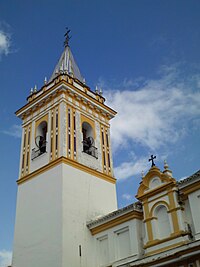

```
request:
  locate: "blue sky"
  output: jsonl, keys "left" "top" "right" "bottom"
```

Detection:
{"left": 0, "top": 0, "right": 200, "bottom": 265}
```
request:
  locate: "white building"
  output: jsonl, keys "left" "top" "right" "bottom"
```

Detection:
{"left": 12, "top": 33, "right": 200, "bottom": 267}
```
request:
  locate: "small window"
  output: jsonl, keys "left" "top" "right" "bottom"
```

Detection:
{"left": 115, "top": 227, "right": 131, "bottom": 260}
{"left": 97, "top": 235, "right": 109, "bottom": 266}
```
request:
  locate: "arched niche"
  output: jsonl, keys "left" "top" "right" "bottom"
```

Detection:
{"left": 149, "top": 176, "right": 162, "bottom": 189}
{"left": 154, "top": 204, "right": 171, "bottom": 239}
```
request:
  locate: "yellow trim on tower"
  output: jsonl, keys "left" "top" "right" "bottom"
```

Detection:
{"left": 100, "top": 124, "right": 107, "bottom": 174}
{"left": 21, "top": 123, "right": 32, "bottom": 177}
{"left": 16, "top": 79, "right": 117, "bottom": 119}
{"left": 21, "top": 127, "right": 27, "bottom": 176}
{"left": 49, "top": 105, "right": 60, "bottom": 161}
{"left": 72, "top": 108, "right": 77, "bottom": 160}
{"left": 70, "top": 107, "right": 76, "bottom": 160}
{"left": 67, "top": 105, "right": 72, "bottom": 158}
{"left": 17, "top": 156, "right": 116, "bottom": 185}
{"left": 66, "top": 104, "right": 69, "bottom": 157}
{"left": 50, "top": 108, "right": 55, "bottom": 161}
{"left": 26, "top": 124, "right": 31, "bottom": 175}
{"left": 55, "top": 105, "right": 59, "bottom": 159}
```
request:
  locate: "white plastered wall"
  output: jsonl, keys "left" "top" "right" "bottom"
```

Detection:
{"left": 62, "top": 163, "right": 117, "bottom": 267}
{"left": 188, "top": 189, "right": 200, "bottom": 240}
{"left": 12, "top": 165, "right": 63, "bottom": 267}
{"left": 90, "top": 219, "right": 142, "bottom": 267}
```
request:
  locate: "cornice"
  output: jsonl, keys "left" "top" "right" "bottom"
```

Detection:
{"left": 16, "top": 77, "right": 116, "bottom": 119}
{"left": 87, "top": 204, "right": 143, "bottom": 235}
{"left": 17, "top": 156, "right": 116, "bottom": 185}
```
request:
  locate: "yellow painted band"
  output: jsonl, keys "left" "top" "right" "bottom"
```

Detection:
{"left": 17, "top": 156, "right": 116, "bottom": 185}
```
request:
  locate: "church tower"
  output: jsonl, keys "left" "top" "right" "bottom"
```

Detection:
{"left": 12, "top": 31, "right": 117, "bottom": 267}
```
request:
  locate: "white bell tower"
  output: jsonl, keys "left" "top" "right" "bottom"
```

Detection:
{"left": 12, "top": 31, "right": 117, "bottom": 267}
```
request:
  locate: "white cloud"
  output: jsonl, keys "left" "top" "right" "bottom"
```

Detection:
{"left": 0, "top": 30, "right": 10, "bottom": 56}
{"left": 0, "top": 250, "right": 12, "bottom": 267}
{"left": 105, "top": 68, "right": 200, "bottom": 153}
{"left": 114, "top": 157, "right": 148, "bottom": 181}
{"left": 122, "top": 193, "right": 132, "bottom": 201}
{"left": 2, "top": 124, "right": 22, "bottom": 138}
{"left": 102, "top": 65, "right": 200, "bottom": 181}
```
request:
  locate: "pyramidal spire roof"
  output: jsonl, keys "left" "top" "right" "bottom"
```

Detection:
{"left": 49, "top": 29, "right": 84, "bottom": 83}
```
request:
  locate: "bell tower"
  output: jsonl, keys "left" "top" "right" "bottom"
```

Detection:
{"left": 12, "top": 32, "right": 117, "bottom": 267}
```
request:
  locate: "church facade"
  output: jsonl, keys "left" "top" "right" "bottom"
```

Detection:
{"left": 12, "top": 34, "right": 200, "bottom": 267}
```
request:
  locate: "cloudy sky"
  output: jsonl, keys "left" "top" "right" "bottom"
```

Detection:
{"left": 0, "top": 0, "right": 200, "bottom": 265}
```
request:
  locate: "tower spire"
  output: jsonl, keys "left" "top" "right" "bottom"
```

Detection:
{"left": 49, "top": 29, "right": 83, "bottom": 83}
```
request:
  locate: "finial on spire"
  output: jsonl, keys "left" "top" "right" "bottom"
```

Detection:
{"left": 95, "top": 86, "right": 99, "bottom": 94}
{"left": 64, "top": 27, "right": 71, "bottom": 47}
{"left": 30, "top": 88, "right": 33, "bottom": 95}
{"left": 44, "top": 77, "right": 47, "bottom": 85}
{"left": 34, "top": 85, "right": 37, "bottom": 93}
{"left": 149, "top": 155, "right": 156, "bottom": 167}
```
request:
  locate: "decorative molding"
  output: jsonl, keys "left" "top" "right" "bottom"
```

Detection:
{"left": 17, "top": 156, "right": 116, "bottom": 185}
{"left": 145, "top": 241, "right": 187, "bottom": 256}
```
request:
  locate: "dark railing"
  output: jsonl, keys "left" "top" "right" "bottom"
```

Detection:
{"left": 82, "top": 140, "right": 98, "bottom": 159}
{"left": 31, "top": 142, "right": 47, "bottom": 160}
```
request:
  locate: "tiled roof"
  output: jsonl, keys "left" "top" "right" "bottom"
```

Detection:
{"left": 87, "top": 202, "right": 142, "bottom": 228}
{"left": 177, "top": 170, "right": 200, "bottom": 187}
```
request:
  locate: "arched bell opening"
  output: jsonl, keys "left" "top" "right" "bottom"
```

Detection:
{"left": 35, "top": 121, "right": 48, "bottom": 154}
{"left": 82, "top": 122, "right": 97, "bottom": 158}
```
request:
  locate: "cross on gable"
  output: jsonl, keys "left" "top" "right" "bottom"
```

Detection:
{"left": 149, "top": 155, "right": 156, "bottom": 167}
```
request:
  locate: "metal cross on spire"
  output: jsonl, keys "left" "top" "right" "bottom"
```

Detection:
{"left": 149, "top": 155, "right": 156, "bottom": 167}
{"left": 64, "top": 27, "right": 71, "bottom": 47}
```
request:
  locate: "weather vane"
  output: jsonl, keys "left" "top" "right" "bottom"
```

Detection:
{"left": 64, "top": 27, "right": 72, "bottom": 47}
{"left": 149, "top": 155, "right": 156, "bottom": 167}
